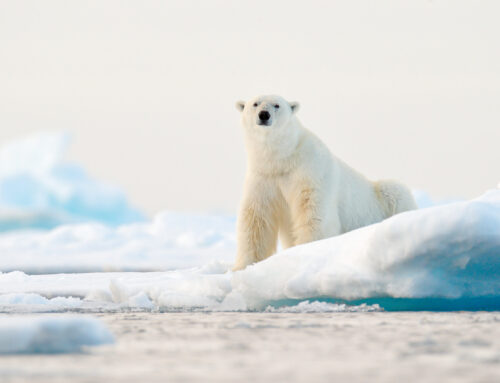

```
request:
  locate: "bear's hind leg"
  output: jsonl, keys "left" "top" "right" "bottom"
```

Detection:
{"left": 374, "top": 180, "right": 418, "bottom": 217}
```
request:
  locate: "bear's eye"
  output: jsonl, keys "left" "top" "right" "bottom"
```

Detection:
{"left": 253, "top": 102, "right": 258, "bottom": 107}
{"left": 274, "top": 104, "right": 280, "bottom": 109}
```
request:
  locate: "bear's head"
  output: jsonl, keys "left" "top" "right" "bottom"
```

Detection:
{"left": 236, "top": 95, "right": 299, "bottom": 129}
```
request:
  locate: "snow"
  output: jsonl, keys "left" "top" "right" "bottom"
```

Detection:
{"left": 0, "top": 132, "right": 143, "bottom": 231}
{"left": 0, "top": 315, "right": 113, "bottom": 354}
{"left": 233, "top": 190, "right": 500, "bottom": 310}
{"left": 4, "top": 311, "right": 498, "bottom": 383}
{"left": 0, "top": 270, "right": 381, "bottom": 312}
{"left": 0, "top": 190, "right": 499, "bottom": 312}
{"left": 0, "top": 212, "right": 236, "bottom": 273}
{"left": 0, "top": 187, "right": 498, "bottom": 313}
{"left": 264, "top": 301, "right": 382, "bottom": 313}
{"left": 0, "top": 293, "right": 81, "bottom": 308}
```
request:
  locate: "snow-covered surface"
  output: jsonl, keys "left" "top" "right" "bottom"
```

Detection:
{"left": 234, "top": 190, "right": 500, "bottom": 308}
{"left": 0, "top": 212, "right": 236, "bottom": 273}
{"left": 0, "top": 293, "right": 81, "bottom": 308}
{"left": 263, "top": 301, "right": 381, "bottom": 313}
{"left": 1, "top": 189, "right": 499, "bottom": 312}
{"left": 0, "top": 315, "right": 113, "bottom": 354}
{"left": 0, "top": 132, "right": 143, "bottom": 231}
{"left": 3, "top": 312, "right": 499, "bottom": 383}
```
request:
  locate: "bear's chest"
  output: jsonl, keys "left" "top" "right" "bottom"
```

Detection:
{"left": 274, "top": 172, "right": 312, "bottom": 206}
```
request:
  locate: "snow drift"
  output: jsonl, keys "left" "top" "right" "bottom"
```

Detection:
{"left": 0, "top": 132, "right": 143, "bottom": 231}
{"left": 0, "top": 315, "right": 113, "bottom": 354}
{"left": 1, "top": 190, "right": 499, "bottom": 311}
{"left": 233, "top": 189, "right": 500, "bottom": 310}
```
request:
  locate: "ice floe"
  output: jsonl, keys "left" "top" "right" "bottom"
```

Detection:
{"left": 0, "top": 315, "right": 113, "bottom": 354}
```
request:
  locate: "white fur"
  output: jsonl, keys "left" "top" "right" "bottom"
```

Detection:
{"left": 234, "top": 95, "right": 417, "bottom": 271}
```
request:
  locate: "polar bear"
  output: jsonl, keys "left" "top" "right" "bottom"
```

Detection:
{"left": 233, "top": 95, "right": 417, "bottom": 271}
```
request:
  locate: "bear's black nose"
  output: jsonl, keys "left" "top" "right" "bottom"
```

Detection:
{"left": 259, "top": 110, "right": 270, "bottom": 121}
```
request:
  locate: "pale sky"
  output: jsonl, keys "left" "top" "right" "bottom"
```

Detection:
{"left": 0, "top": 1, "right": 499, "bottom": 216}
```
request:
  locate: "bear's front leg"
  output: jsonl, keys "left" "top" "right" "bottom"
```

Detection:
{"left": 233, "top": 191, "right": 279, "bottom": 271}
{"left": 291, "top": 186, "right": 332, "bottom": 245}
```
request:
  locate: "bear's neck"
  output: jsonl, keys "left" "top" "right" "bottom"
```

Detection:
{"left": 245, "top": 117, "right": 304, "bottom": 176}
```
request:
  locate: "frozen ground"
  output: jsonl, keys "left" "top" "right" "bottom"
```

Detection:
{"left": 1, "top": 311, "right": 500, "bottom": 383}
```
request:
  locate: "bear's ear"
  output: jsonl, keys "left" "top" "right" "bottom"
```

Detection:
{"left": 290, "top": 102, "right": 300, "bottom": 114}
{"left": 236, "top": 101, "right": 245, "bottom": 112}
